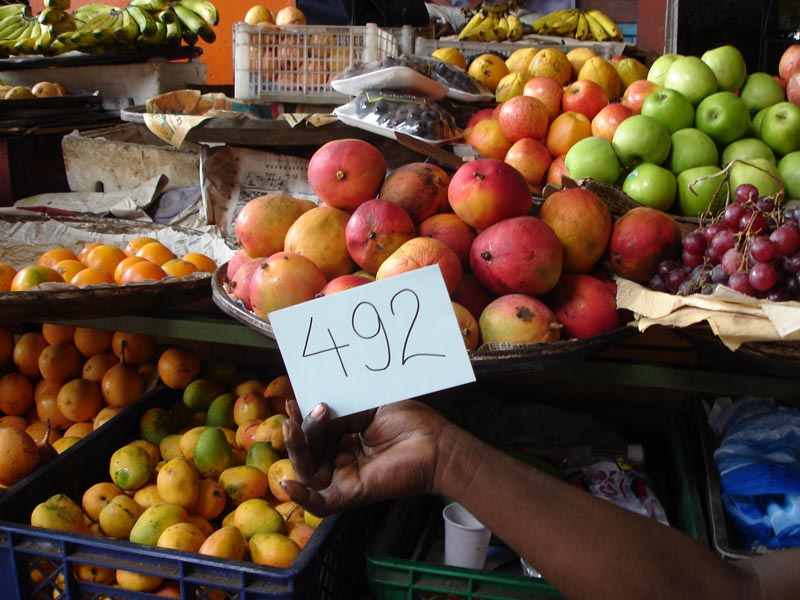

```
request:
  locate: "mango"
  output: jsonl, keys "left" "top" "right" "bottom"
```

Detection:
{"left": 109, "top": 443, "right": 153, "bottom": 491}
{"left": 205, "top": 392, "right": 237, "bottom": 429}
{"left": 129, "top": 502, "right": 188, "bottom": 546}
{"left": 179, "top": 425, "right": 208, "bottom": 461}
{"left": 182, "top": 377, "right": 226, "bottom": 413}
{"left": 30, "top": 494, "right": 88, "bottom": 534}
{"left": 249, "top": 532, "right": 300, "bottom": 568}
{"left": 245, "top": 441, "right": 280, "bottom": 476}
{"left": 156, "top": 522, "right": 207, "bottom": 552}
{"left": 156, "top": 456, "right": 200, "bottom": 508}
{"left": 198, "top": 525, "right": 246, "bottom": 560}
{"left": 218, "top": 464, "right": 269, "bottom": 506}
{"left": 188, "top": 479, "right": 227, "bottom": 520}
{"left": 132, "top": 483, "right": 162, "bottom": 509}
{"left": 139, "top": 407, "right": 177, "bottom": 445}
{"left": 193, "top": 427, "right": 235, "bottom": 481}
{"left": 98, "top": 494, "right": 144, "bottom": 539}
{"left": 233, "top": 498, "right": 285, "bottom": 540}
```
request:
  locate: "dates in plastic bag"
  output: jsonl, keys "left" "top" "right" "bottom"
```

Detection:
{"left": 354, "top": 90, "right": 459, "bottom": 141}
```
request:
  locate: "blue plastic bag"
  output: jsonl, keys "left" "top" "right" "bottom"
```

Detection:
{"left": 711, "top": 397, "right": 800, "bottom": 550}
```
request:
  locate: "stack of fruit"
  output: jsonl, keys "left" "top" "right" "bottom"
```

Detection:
{"left": 0, "top": 323, "right": 158, "bottom": 489}
{"left": 24, "top": 348, "right": 323, "bottom": 593}
{"left": 0, "top": 0, "right": 219, "bottom": 57}
{"left": 531, "top": 7, "right": 624, "bottom": 42}
{"left": 458, "top": 1, "right": 524, "bottom": 42}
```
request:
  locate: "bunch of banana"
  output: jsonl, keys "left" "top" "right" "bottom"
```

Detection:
{"left": 458, "top": 1, "right": 524, "bottom": 43}
{"left": 0, "top": 4, "right": 41, "bottom": 56}
{"left": 532, "top": 8, "right": 623, "bottom": 42}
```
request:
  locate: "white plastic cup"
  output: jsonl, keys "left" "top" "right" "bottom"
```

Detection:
{"left": 442, "top": 502, "right": 492, "bottom": 569}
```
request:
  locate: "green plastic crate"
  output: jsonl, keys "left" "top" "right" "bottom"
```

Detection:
{"left": 365, "top": 405, "right": 708, "bottom": 600}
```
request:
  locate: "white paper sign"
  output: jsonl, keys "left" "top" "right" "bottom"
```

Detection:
{"left": 269, "top": 266, "right": 476, "bottom": 418}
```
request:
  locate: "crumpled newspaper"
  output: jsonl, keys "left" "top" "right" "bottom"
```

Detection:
{"left": 616, "top": 278, "right": 800, "bottom": 351}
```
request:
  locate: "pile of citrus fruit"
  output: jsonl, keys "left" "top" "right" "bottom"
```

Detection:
{"left": 0, "top": 237, "right": 218, "bottom": 291}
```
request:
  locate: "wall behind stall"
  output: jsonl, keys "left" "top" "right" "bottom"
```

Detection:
{"left": 29, "top": 0, "right": 295, "bottom": 86}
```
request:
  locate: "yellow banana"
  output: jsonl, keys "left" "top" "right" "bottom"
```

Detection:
{"left": 506, "top": 13, "right": 523, "bottom": 41}
{"left": 584, "top": 10, "right": 609, "bottom": 42}
{"left": 551, "top": 10, "right": 579, "bottom": 35}
{"left": 477, "top": 11, "right": 499, "bottom": 42}
{"left": 586, "top": 9, "right": 623, "bottom": 41}
{"left": 177, "top": 0, "right": 218, "bottom": 27}
{"left": 493, "top": 15, "right": 508, "bottom": 41}
{"left": 459, "top": 9, "right": 487, "bottom": 40}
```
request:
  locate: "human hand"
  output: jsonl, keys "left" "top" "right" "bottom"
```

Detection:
{"left": 282, "top": 399, "right": 452, "bottom": 516}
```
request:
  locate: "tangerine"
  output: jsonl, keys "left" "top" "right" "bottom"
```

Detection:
{"left": 0, "top": 415, "right": 28, "bottom": 430}
{"left": 35, "top": 392, "right": 75, "bottom": 432}
{"left": 63, "top": 421, "right": 94, "bottom": 438}
{"left": 93, "top": 405, "right": 124, "bottom": 429}
{"left": 161, "top": 259, "right": 197, "bottom": 279}
{"left": 76, "top": 242, "right": 102, "bottom": 263}
{"left": 111, "top": 331, "right": 156, "bottom": 366}
{"left": 81, "top": 352, "right": 118, "bottom": 383}
{"left": 38, "top": 343, "right": 83, "bottom": 384}
{"left": 13, "top": 331, "right": 48, "bottom": 378}
{"left": 69, "top": 267, "right": 115, "bottom": 288}
{"left": 83, "top": 244, "right": 127, "bottom": 275}
{"left": 114, "top": 256, "right": 147, "bottom": 283}
{"left": 73, "top": 327, "right": 113, "bottom": 357}
{"left": 41, "top": 323, "right": 75, "bottom": 345}
{"left": 118, "top": 261, "right": 168, "bottom": 284}
{"left": 0, "top": 426, "right": 39, "bottom": 486}
{"left": 101, "top": 361, "right": 145, "bottom": 408}
{"left": 181, "top": 253, "right": 217, "bottom": 273}
{"left": 0, "top": 263, "right": 17, "bottom": 291}
{"left": 124, "top": 236, "right": 159, "bottom": 257}
{"left": 53, "top": 259, "right": 86, "bottom": 283}
{"left": 38, "top": 248, "right": 78, "bottom": 268}
{"left": 157, "top": 347, "right": 201, "bottom": 389}
{"left": 26, "top": 420, "right": 61, "bottom": 448}
{"left": 135, "top": 242, "right": 176, "bottom": 266}
{"left": 10, "top": 265, "right": 64, "bottom": 291}
{"left": 56, "top": 378, "right": 104, "bottom": 423}
{"left": 0, "top": 372, "right": 34, "bottom": 416}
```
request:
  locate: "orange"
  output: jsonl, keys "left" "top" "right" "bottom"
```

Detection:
{"left": 124, "top": 236, "right": 159, "bottom": 257}
{"left": 56, "top": 378, "right": 104, "bottom": 423}
{"left": 111, "top": 331, "right": 156, "bottom": 366}
{"left": 114, "top": 256, "right": 147, "bottom": 284}
{"left": 41, "top": 323, "right": 76, "bottom": 345}
{"left": 38, "top": 248, "right": 78, "bottom": 269}
{"left": 63, "top": 421, "right": 94, "bottom": 438}
{"left": 0, "top": 372, "right": 34, "bottom": 416}
{"left": 181, "top": 253, "right": 217, "bottom": 273}
{"left": 76, "top": 242, "right": 102, "bottom": 263}
{"left": 82, "top": 244, "right": 127, "bottom": 276}
{"left": 73, "top": 327, "right": 113, "bottom": 357}
{"left": 157, "top": 347, "right": 201, "bottom": 389}
{"left": 35, "top": 391, "right": 75, "bottom": 432}
{"left": 118, "top": 261, "right": 168, "bottom": 284}
{"left": 101, "top": 361, "right": 145, "bottom": 408}
{"left": 0, "top": 263, "right": 17, "bottom": 291}
{"left": 81, "top": 352, "right": 118, "bottom": 383}
{"left": 13, "top": 331, "right": 48, "bottom": 378}
{"left": 161, "top": 259, "right": 198, "bottom": 279}
{"left": 10, "top": 265, "right": 64, "bottom": 291}
{"left": 38, "top": 343, "right": 84, "bottom": 384}
{"left": 69, "top": 267, "right": 115, "bottom": 288}
{"left": 0, "top": 326, "right": 13, "bottom": 366}
{"left": 34, "top": 378, "right": 61, "bottom": 403}
{"left": 135, "top": 242, "right": 176, "bottom": 266}
{"left": 53, "top": 259, "right": 86, "bottom": 283}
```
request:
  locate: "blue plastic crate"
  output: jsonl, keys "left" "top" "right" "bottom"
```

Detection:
{"left": 618, "top": 22, "right": 637, "bottom": 45}
{"left": 0, "top": 387, "right": 365, "bottom": 599}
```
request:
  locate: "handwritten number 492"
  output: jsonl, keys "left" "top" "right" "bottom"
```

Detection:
{"left": 301, "top": 288, "right": 445, "bottom": 377}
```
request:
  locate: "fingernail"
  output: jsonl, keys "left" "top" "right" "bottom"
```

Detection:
{"left": 311, "top": 404, "right": 324, "bottom": 417}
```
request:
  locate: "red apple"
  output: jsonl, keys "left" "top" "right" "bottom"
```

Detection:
{"left": 779, "top": 44, "right": 800, "bottom": 82}
{"left": 504, "top": 137, "right": 553, "bottom": 188}
{"left": 545, "top": 111, "right": 591, "bottom": 157}
{"left": 787, "top": 71, "right": 800, "bottom": 105}
{"left": 523, "top": 76, "right": 564, "bottom": 122}
{"left": 464, "top": 118, "right": 512, "bottom": 160}
{"left": 621, "top": 79, "right": 661, "bottom": 114}
{"left": 448, "top": 158, "right": 532, "bottom": 230}
{"left": 345, "top": 199, "right": 416, "bottom": 274}
{"left": 561, "top": 80, "right": 609, "bottom": 121}
{"left": 546, "top": 154, "right": 569, "bottom": 186}
{"left": 466, "top": 107, "right": 496, "bottom": 130}
{"left": 497, "top": 95, "right": 549, "bottom": 143}
{"left": 591, "top": 102, "right": 634, "bottom": 141}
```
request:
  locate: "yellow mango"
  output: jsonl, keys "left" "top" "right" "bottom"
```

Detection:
{"left": 109, "top": 443, "right": 153, "bottom": 491}
{"left": 98, "top": 494, "right": 144, "bottom": 539}
{"left": 198, "top": 526, "right": 246, "bottom": 560}
{"left": 156, "top": 522, "right": 207, "bottom": 553}
{"left": 156, "top": 456, "right": 200, "bottom": 508}
{"left": 218, "top": 465, "right": 269, "bottom": 507}
{"left": 233, "top": 498, "right": 285, "bottom": 540}
{"left": 128, "top": 502, "right": 188, "bottom": 546}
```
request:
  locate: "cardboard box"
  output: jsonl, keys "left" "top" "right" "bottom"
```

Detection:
{"left": 0, "top": 59, "right": 207, "bottom": 111}
{"left": 61, "top": 123, "right": 200, "bottom": 193}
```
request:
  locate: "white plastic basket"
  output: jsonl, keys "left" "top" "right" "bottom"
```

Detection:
{"left": 233, "top": 22, "right": 429, "bottom": 104}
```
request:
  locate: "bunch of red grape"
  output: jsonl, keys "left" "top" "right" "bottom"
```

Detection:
{"left": 649, "top": 183, "right": 800, "bottom": 302}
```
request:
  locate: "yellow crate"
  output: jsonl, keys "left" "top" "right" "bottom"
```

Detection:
{"left": 233, "top": 22, "right": 431, "bottom": 104}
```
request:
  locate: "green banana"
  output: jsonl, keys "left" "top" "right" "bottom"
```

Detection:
{"left": 0, "top": 15, "right": 26, "bottom": 40}
{"left": 137, "top": 17, "right": 165, "bottom": 46}
{"left": 72, "top": 4, "right": 115, "bottom": 27}
{"left": 126, "top": 5, "right": 155, "bottom": 35}
{"left": 172, "top": 3, "right": 214, "bottom": 43}
{"left": 0, "top": 4, "right": 26, "bottom": 20}
{"left": 34, "top": 26, "right": 53, "bottom": 54}
{"left": 157, "top": 7, "right": 176, "bottom": 24}
{"left": 38, "top": 7, "right": 65, "bottom": 25}
{"left": 44, "top": 0, "right": 71, "bottom": 10}
{"left": 164, "top": 17, "right": 181, "bottom": 45}
{"left": 128, "top": 0, "right": 167, "bottom": 11}
{"left": 586, "top": 9, "right": 623, "bottom": 41}
{"left": 93, "top": 8, "right": 122, "bottom": 43}
{"left": 14, "top": 20, "right": 42, "bottom": 54}
{"left": 181, "top": 26, "right": 197, "bottom": 45}
{"left": 51, "top": 11, "right": 77, "bottom": 35}
{"left": 177, "top": 0, "right": 218, "bottom": 27}
{"left": 113, "top": 8, "right": 138, "bottom": 43}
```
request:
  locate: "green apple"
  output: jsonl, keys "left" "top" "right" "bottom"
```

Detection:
{"left": 640, "top": 88, "right": 694, "bottom": 133}
{"left": 564, "top": 136, "right": 621, "bottom": 184}
{"left": 759, "top": 101, "right": 800, "bottom": 156}
{"left": 720, "top": 138, "right": 776, "bottom": 168}
{"left": 777, "top": 151, "right": 800, "bottom": 199}
{"left": 701, "top": 45, "right": 747, "bottom": 92}
{"left": 676, "top": 165, "right": 728, "bottom": 217}
{"left": 667, "top": 128, "right": 719, "bottom": 174}
{"left": 750, "top": 107, "right": 769, "bottom": 137}
{"left": 611, "top": 114, "right": 672, "bottom": 167}
{"left": 739, "top": 72, "right": 785, "bottom": 115}
{"left": 647, "top": 53, "right": 682, "bottom": 87}
{"left": 663, "top": 56, "right": 718, "bottom": 105}
{"left": 729, "top": 158, "right": 785, "bottom": 198}
{"left": 622, "top": 163, "right": 677, "bottom": 212}
{"left": 694, "top": 91, "right": 751, "bottom": 145}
